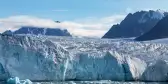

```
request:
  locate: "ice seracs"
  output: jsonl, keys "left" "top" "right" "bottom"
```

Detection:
{"left": 0, "top": 35, "right": 75, "bottom": 81}
{"left": 124, "top": 56, "right": 147, "bottom": 81}
{"left": 141, "top": 60, "right": 168, "bottom": 81}
{"left": 50, "top": 36, "right": 168, "bottom": 81}
{"left": 0, "top": 35, "right": 168, "bottom": 81}
{"left": 74, "top": 51, "right": 125, "bottom": 81}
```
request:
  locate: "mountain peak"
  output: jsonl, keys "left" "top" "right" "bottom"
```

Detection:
{"left": 3, "top": 26, "right": 71, "bottom": 36}
{"left": 138, "top": 10, "right": 166, "bottom": 23}
{"left": 102, "top": 10, "right": 168, "bottom": 39}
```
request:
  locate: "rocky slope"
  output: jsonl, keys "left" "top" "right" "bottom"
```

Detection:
{"left": 136, "top": 15, "right": 168, "bottom": 41}
{"left": 103, "top": 10, "right": 168, "bottom": 39}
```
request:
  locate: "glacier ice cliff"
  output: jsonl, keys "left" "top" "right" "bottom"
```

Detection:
{"left": 0, "top": 35, "right": 75, "bottom": 81}
{"left": 73, "top": 51, "right": 125, "bottom": 81}
{"left": 0, "top": 35, "right": 168, "bottom": 81}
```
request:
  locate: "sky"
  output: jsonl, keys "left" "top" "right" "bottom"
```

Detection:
{"left": 0, "top": 0, "right": 168, "bottom": 37}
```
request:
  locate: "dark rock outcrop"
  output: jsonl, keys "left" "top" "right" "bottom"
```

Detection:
{"left": 103, "top": 10, "right": 168, "bottom": 39}
{"left": 3, "top": 26, "right": 71, "bottom": 36}
{"left": 136, "top": 15, "right": 168, "bottom": 41}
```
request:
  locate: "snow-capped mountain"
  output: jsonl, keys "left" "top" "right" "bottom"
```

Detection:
{"left": 3, "top": 26, "right": 71, "bottom": 36}
{"left": 136, "top": 15, "right": 168, "bottom": 41}
{"left": 103, "top": 10, "right": 168, "bottom": 39}
{"left": 1, "top": 35, "right": 168, "bottom": 81}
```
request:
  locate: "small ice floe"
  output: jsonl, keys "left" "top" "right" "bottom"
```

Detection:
{"left": 7, "top": 77, "right": 32, "bottom": 84}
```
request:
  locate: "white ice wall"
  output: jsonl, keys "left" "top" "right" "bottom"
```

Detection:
{"left": 0, "top": 35, "right": 168, "bottom": 81}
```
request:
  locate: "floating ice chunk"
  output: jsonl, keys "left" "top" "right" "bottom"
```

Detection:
{"left": 7, "top": 77, "right": 20, "bottom": 84}
{"left": 20, "top": 79, "right": 32, "bottom": 84}
{"left": 7, "top": 77, "right": 32, "bottom": 84}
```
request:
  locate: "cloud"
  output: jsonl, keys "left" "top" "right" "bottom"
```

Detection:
{"left": 52, "top": 9, "right": 69, "bottom": 12}
{"left": 0, "top": 15, "right": 60, "bottom": 31}
{"left": 0, "top": 15, "right": 126, "bottom": 37}
{"left": 72, "top": 15, "right": 125, "bottom": 31}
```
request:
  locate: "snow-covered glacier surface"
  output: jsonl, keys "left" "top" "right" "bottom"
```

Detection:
{"left": 1, "top": 35, "right": 168, "bottom": 83}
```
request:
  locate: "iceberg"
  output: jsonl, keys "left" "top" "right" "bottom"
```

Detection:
{"left": 7, "top": 77, "right": 32, "bottom": 84}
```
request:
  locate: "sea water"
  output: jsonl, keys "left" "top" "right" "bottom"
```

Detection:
{"left": 33, "top": 81, "right": 168, "bottom": 84}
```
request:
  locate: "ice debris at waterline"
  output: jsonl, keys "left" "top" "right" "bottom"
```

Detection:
{"left": 7, "top": 77, "right": 32, "bottom": 84}
{"left": 1, "top": 35, "right": 168, "bottom": 81}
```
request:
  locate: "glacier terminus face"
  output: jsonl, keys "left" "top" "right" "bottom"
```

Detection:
{"left": 1, "top": 35, "right": 168, "bottom": 82}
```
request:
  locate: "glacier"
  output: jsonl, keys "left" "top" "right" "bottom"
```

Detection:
{"left": 0, "top": 35, "right": 75, "bottom": 81}
{"left": 0, "top": 35, "right": 168, "bottom": 82}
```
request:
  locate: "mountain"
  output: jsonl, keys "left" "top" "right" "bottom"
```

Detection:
{"left": 103, "top": 10, "right": 168, "bottom": 38}
{"left": 3, "top": 26, "right": 71, "bottom": 36}
{"left": 135, "top": 15, "right": 168, "bottom": 41}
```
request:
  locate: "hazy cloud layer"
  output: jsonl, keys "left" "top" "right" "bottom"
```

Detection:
{"left": 0, "top": 15, "right": 126, "bottom": 37}
{"left": 52, "top": 9, "right": 69, "bottom": 12}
